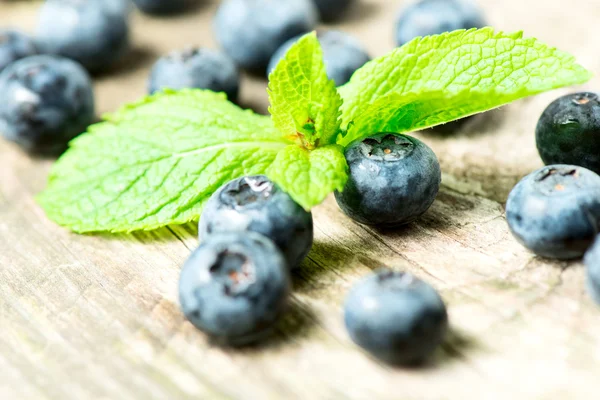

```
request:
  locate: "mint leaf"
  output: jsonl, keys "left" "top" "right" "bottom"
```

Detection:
{"left": 266, "top": 144, "right": 348, "bottom": 210}
{"left": 38, "top": 89, "right": 291, "bottom": 233}
{"left": 268, "top": 32, "right": 342, "bottom": 149}
{"left": 338, "top": 28, "right": 592, "bottom": 146}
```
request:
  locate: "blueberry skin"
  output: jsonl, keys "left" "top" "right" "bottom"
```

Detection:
{"left": 148, "top": 48, "right": 240, "bottom": 102}
{"left": 179, "top": 232, "right": 291, "bottom": 345}
{"left": 335, "top": 133, "right": 441, "bottom": 227}
{"left": 506, "top": 165, "right": 600, "bottom": 260}
{"left": 0, "top": 30, "right": 37, "bottom": 74}
{"left": 214, "top": 0, "right": 318, "bottom": 71}
{"left": 584, "top": 236, "right": 600, "bottom": 305}
{"left": 0, "top": 55, "right": 95, "bottom": 155}
{"left": 133, "top": 0, "right": 187, "bottom": 14}
{"left": 395, "top": 0, "right": 486, "bottom": 47}
{"left": 35, "top": 0, "right": 130, "bottom": 72}
{"left": 344, "top": 269, "right": 448, "bottom": 365}
{"left": 536, "top": 93, "right": 600, "bottom": 175}
{"left": 313, "top": 0, "right": 354, "bottom": 21}
{"left": 267, "top": 30, "right": 370, "bottom": 86}
{"left": 199, "top": 175, "right": 313, "bottom": 269}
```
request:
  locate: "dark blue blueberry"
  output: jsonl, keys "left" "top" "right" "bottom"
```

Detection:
{"left": 199, "top": 175, "right": 313, "bottom": 269}
{"left": 148, "top": 48, "right": 240, "bottom": 102}
{"left": 35, "top": 0, "right": 130, "bottom": 72}
{"left": 313, "top": 0, "right": 354, "bottom": 21}
{"left": 506, "top": 165, "right": 600, "bottom": 260}
{"left": 213, "top": 0, "right": 318, "bottom": 71}
{"left": 267, "top": 30, "right": 370, "bottom": 86}
{"left": 395, "top": 0, "right": 486, "bottom": 47}
{"left": 335, "top": 133, "right": 441, "bottom": 227}
{"left": 0, "top": 55, "right": 95, "bottom": 155}
{"left": 179, "top": 232, "right": 291, "bottom": 345}
{"left": 536, "top": 92, "right": 600, "bottom": 175}
{"left": 584, "top": 236, "right": 600, "bottom": 305}
{"left": 133, "top": 0, "right": 187, "bottom": 15}
{"left": 344, "top": 269, "right": 448, "bottom": 365}
{"left": 0, "top": 30, "right": 37, "bottom": 74}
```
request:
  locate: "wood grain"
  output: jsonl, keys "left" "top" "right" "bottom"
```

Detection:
{"left": 2, "top": 1, "right": 600, "bottom": 399}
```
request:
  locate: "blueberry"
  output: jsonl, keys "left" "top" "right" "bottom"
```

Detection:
{"left": 536, "top": 92, "right": 600, "bottom": 175}
{"left": 0, "top": 30, "right": 37, "bottom": 74}
{"left": 148, "top": 48, "right": 240, "bottom": 101}
{"left": 267, "top": 30, "right": 370, "bottom": 86}
{"left": 335, "top": 133, "right": 441, "bottom": 227}
{"left": 35, "top": 0, "right": 130, "bottom": 72}
{"left": 395, "top": 0, "right": 486, "bottom": 47}
{"left": 214, "top": 0, "right": 318, "bottom": 71}
{"left": 584, "top": 236, "right": 600, "bottom": 305}
{"left": 199, "top": 175, "right": 313, "bottom": 269}
{"left": 133, "top": 0, "right": 187, "bottom": 15}
{"left": 312, "top": 0, "right": 354, "bottom": 21}
{"left": 506, "top": 165, "right": 600, "bottom": 260}
{"left": 0, "top": 55, "right": 95, "bottom": 155}
{"left": 344, "top": 269, "right": 448, "bottom": 365}
{"left": 179, "top": 232, "right": 290, "bottom": 345}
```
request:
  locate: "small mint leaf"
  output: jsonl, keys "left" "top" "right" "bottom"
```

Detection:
{"left": 338, "top": 28, "right": 592, "bottom": 146}
{"left": 268, "top": 32, "right": 342, "bottom": 149}
{"left": 38, "top": 89, "right": 291, "bottom": 233}
{"left": 266, "top": 144, "right": 348, "bottom": 210}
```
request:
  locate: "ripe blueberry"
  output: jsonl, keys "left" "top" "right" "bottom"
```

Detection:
{"left": 506, "top": 165, "right": 600, "bottom": 260}
{"left": 35, "top": 0, "right": 130, "bottom": 72}
{"left": 584, "top": 236, "right": 600, "bottom": 305}
{"left": 395, "top": 0, "right": 486, "bottom": 47}
{"left": 536, "top": 92, "right": 600, "bottom": 175}
{"left": 267, "top": 30, "right": 370, "bottom": 86}
{"left": 335, "top": 133, "right": 441, "bottom": 227}
{"left": 179, "top": 232, "right": 290, "bottom": 345}
{"left": 0, "top": 55, "right": 95, "bottom": 155}
{"left": 344, "top": 269, "right": 448, "bottom": 365}
{"left": 148, "top": 48, "right": 240, "bottom": 102}
{"left": 312, "top": 0, "right": 354, "bottom": 21}
{"left": 199, "top": 175, "right": 313, "bottom": 269}
{"left": 213, "top": 0, "right": 318, "bottom": 71}
{"left": 133, "top": 0, "right": 187, "bottom": 15}
{"left": 0, "top": 30, "right": 37, "bottom": 74}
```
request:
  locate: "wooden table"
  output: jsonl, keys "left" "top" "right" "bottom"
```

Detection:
{"left": 2, "top": 1, "right": 600, "bottom": 399}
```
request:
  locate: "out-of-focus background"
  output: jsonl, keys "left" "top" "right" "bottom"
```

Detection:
{"left": 1, "top": 1, "right": 600, "bottom": 399}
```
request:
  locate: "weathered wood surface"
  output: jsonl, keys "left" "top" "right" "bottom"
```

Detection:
{"left": 2, "top": 1, "right": 600, "bottom": 399}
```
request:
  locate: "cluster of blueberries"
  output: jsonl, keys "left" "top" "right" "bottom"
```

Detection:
{"left": 177, "top": 0, "right": 489, "bottom": 364}
{"left": 0, "top": 0, "right": 489, "bottom": 365}
{"left": 6, "top": 0, "right": 598, "bottom": 365}
{"left": 507, "top": 92, "right": 600, "bottom": 304}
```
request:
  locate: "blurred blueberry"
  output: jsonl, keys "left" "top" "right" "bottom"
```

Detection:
{"left": 335, "top": 133, "right": 441, "bottom": 227}
{"left": 36, "top": 0, "right": 130, "bottom": 72}
{"left": 344, "top": 269, "right": 448, "bottom": 365}
{"left": 506, "top": 165, "right": 600, "bottom": 260}
{"left": 395, "top": 0, "right": 486, "bottom": 47}
{"left": 214, "top": 0, "right": 318, "bottom": 71}
{"left": 313, "top": 0, "right": 354, "bottom": 21}
{"left": 268, "top": 30, "right": 370, "bottom": 86}
{"left": 133, "top": 0, "right": 188, "bottom": 15}
{"left": 148, "top": 47, "right": 240, "bottom": 101}
{"left": 199, "top": 175, "right": 313, "bottom": 269}
{"left": 0, "top": 55, "right": 95, "bottom": 155}
{"left": 179, "top": 232, "right": 290, "bottom": 345}
{"left": 0, "top": 30, "right": 37, "bottom": 74}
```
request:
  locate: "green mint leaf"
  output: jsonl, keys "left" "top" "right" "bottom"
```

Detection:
{"left": 268, "top": 32, "right": 343, "bottom": 149}
{"left": 337, "top": 28, "right": 592, "bottom": 146}
{"left": 266, "top": 144, "right": 348, "bottom": 210}
{"left": 38, "top": 89, "right": 291, "bottom": 233}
